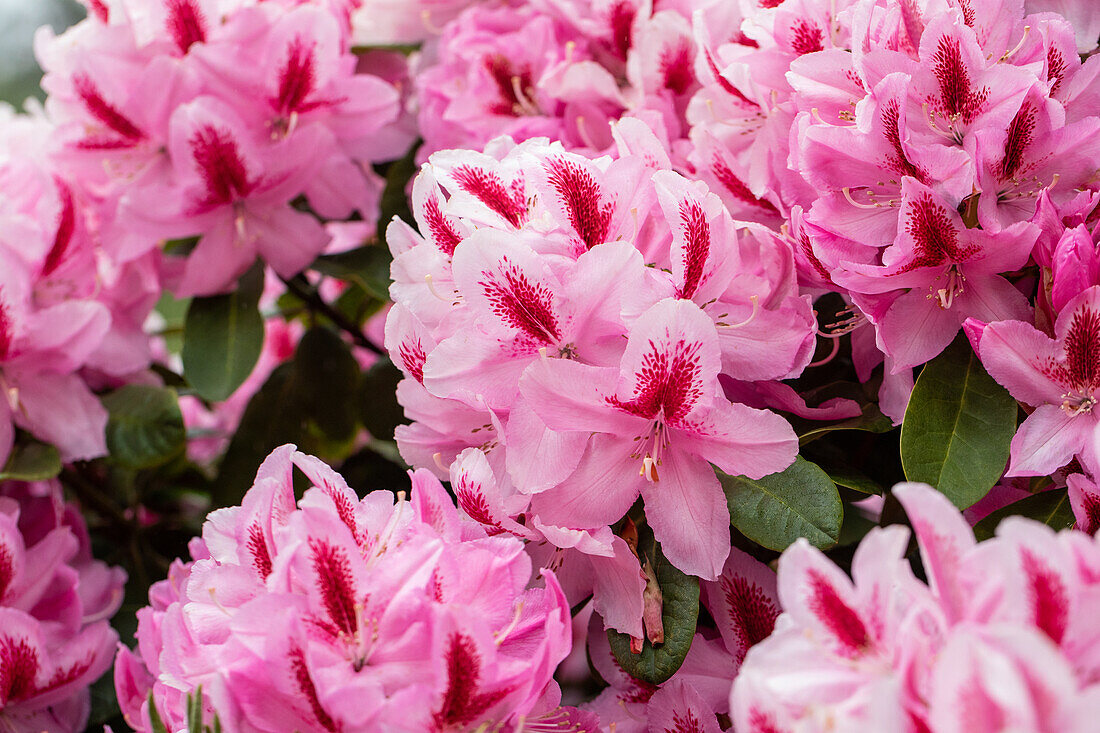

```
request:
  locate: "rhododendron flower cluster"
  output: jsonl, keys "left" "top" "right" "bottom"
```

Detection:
{"left": 694, "top": 0, "right": 1100, "bottom": 415}
{"left": 36, "top": 0, "right": 413, "bottom": 296}
{"left": 115, "top": 446, "right": 579, "bottom": 732}
{"left": 0, "top": 479, "right": 125, "bottom": 732}
{"left": 0, "top": 106, "right": 159, "bottom": 468}
{"left": 383, "top": 132, "right": 830, "bottom": 601}
{"left": 413, "top": 0, "right": 702, "bottom": 160}
{"left": 733, "top": 482, "right": 1100, "bottom": 732}
{"left": 2, "top": 0, "right": 1100, "bottom": 729}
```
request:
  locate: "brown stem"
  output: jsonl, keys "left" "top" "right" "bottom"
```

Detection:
{"left": 279, "top": 274, "right": 386, "bottom": 357}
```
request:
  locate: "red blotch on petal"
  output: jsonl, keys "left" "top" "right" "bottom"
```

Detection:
{"left": 432, "top": 633, "right": 512, "bottom": 730}
{"left": 451, "top": 166, "right": 528, "bottom": 228}
{"left": 189, "top": 125, "right": 255, "bottom": 208}
{"left": 1021, "top": 549, "right": 1069, "bottom": 645}
{"left": 309, "top": 539, "right": 359, "bottom": 638}
{"left": 806, "top": 569, "right": 869, "bottom": 655}
{"left": 545, "top": 157, "right": 612, "bottom": 250}
{"left": 165, "top": 0, "right": 207, "bottom": 54}
{"left": 479, "top": 258, "right": 562, "bottom": 345}
{"left": 609, "top": 338, "right": 704, "bottom": 424}
{"left": 721, "top": 575, "right": 779, "bottom": 663}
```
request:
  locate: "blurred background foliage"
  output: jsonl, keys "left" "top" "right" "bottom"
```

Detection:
{"left": 0, "top": 0, "right": 84, "bottom": 106}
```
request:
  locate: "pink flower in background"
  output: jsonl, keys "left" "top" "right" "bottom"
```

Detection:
{"left": 971, "top": 286, "right": 1100, "bottom": 477}
{"left": 0, "top": 480, "right": 125, "bottom": 732}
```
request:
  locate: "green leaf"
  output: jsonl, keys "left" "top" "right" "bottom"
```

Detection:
{"left": 900, "top": 335, "right": 1017, "bottom": 509}
{"left": 972, "top": 490, "right": 1076, "bottom": 541}
{"left": 290, "top": 327, "right": 361, "bottom": 442}
{"left": 720, "top": 457, "right": 842, "bottom": 551}
{"left": 216, "top": 328, "right": 365, "bottom": 501}
{"left": 102, "top": 385, "right": 186, "bottom": 470}
{"left": 828, "top": 468, "right": 882, "bottom": 495}
{"left": 148, "top": 692, "right": 169, "bottom": 733}
{"left": 312, "top": 246, "right": 392, "bottom": 301}
{"left": 607, "top": 542, "right": 699, "bottom": 685}
{"left": 0, "top": 441, "right": 61, "bottom": 481}
{"left": 188, "top": 687, "right": 203, "bottom": 733}
{"left": 357, "top": 358, "right": 406, "bottom": 441}
{"left": 216, "top": 362, "right": 306, "bottom": 504}
{"left": 797, "top": 402, "right": 894, "bottom": 444}
{"left": 182, "top": 264, "right": 265, "bottom": 402}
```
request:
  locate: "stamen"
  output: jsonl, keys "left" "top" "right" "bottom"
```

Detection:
{"left": 234, "top": 210, "right": 248, "bottom": 242}
{"left": 494, "top": 601, "right": 525, "bottom": 645}
{"left": 929, "top": 266, "right": 966, "bottom": 309}
{"left": 432, "top": 452, "right": 448, "bottom": 472}
{"left": 718, "top": 295, "right": 759, "bottom": 329}
{"left": 842, "top": 187, "right": 881, "bottom": 209}
{"left": 807, "top": 337, "right": 841, "bottom": 367}
{"left": 207, "top": 586, "right": 233, "bottom": 617}
{"left": 574, "top": 116, "right": 599, "bottom": 150}
{"left": 510, "top": 76, "right": 538, "bottom": 115}
{"left": 423, "top": 274, "right": 459, "bottom": 305}
{"left": 640, "top": 455, "right": 660, "bottom": 482}
{"left": 999, "top": 26, "right": 1030, "bottom": 62}
{"left": 82, "top": 587, "right": 124, "bottom": 624}
{"left": 1061, "top": 393, "right": 1097, "bottom": 416}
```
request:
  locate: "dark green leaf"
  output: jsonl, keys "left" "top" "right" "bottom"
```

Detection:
{"left": 290, "top": 327, "right": 361, "bottom": 442}
{"left": 216, "top": 363, "right": 302, "bottom": 502}
{"left": 837, "top": 507, "right": 878, "bottom": 547}
{"left": 102, "top": 385, "right": 186, "bottom": 469}
{"left": 607, "top": 542, "right": 699, "bottom": 685}
{"left": 216, "top": 328, "right": 366, "bottom": 500}
{"left": 900, "top": 335, "right": 1017, "bottom": 508}
{"left": 312, "top": 246, "right": 392, "bottom": 301}
{"left": 972, "top": 490, "right": 1076, "bottom": 541}
{"left": 357, "top": 358, "right": 406, "bottom": 441}
{"left": 188, "top": 688, "right": 203, "bottom": 733}
{"left": 720, "top": 457, "right": 842, "bottom": 551}
{"left": 182, "top": 264, "right": 265, "bottom": 402}
{"left": 0, "top": 441, "right": 61, "bottom": 481}
{"left": 797, "top": 402, "right": 893, "bottom": 444}
{"left": 148, "top": 692, "right": 169, "bottom": 733}
{"left": 828, "top": 469, "right": 882, "bottom": 495}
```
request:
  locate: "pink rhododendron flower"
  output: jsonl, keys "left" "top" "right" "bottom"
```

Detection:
{"left": 0, "top": 480, "right": 125, "bottom": 732}
{"left": 37, "top": 0, "right": 412, "bottom": 296}
{"left": 970, "top": 286, "right": 1100, "bottom": 477}
{"left": 0, "top": 107, "right": 158, "bottom": 466}
{"left": 732, "top": 482, "right": 1100, "bottom": 732}
{"left": 385, "top": 135, "right": 810, "bottom": 594}
{"left": 116, "top": 446, "right": 578, "bottom": 732}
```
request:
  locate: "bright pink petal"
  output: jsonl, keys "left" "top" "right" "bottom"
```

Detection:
{"left": 640, "top": 449, "right": 730, "bottom": 580}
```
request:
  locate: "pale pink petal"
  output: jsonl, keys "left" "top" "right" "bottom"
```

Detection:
{"left": 640, "top": 449, "right": 730, "bottom": 580}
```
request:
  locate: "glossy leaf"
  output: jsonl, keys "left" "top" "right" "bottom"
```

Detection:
{"left": 357, "top": 358, "right": 406, "bottom": 440}
{"left": 972, "top": 490, "right": 1076, "bottom": 541}
{"left": 900, "top": 335, "right": 1017, "bottom": 509}
{"left": 312, "top": 246, "right": 392, "bottom": 301}
{"left": 102, "top": 385, "right": 186, "bottom": 469}
{"left": 607, "top": 541, "right": 699, "bottom": 685}
{"left": 720, "top": 457, "right": 842, "bottom": 551}
{"left": 797, "top": 402, "right": 893, "bottom": 444}
{"left": 182, "top": 264, "right": 265, "bottom": 402}
{"left": 291, "top": 327, "right": 361, "bottom": 442}
{"left": 0, "top": 440, "right": 61, "bottom": 481}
